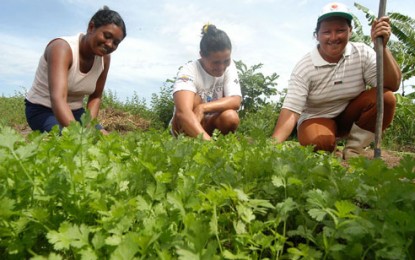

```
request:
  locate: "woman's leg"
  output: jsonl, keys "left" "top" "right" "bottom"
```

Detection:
{"left": 25, "top": 100, "right": 60, "bottom": 132}
{"left": 203, "top": 109, "right": 240, "bottom": 135}
{"left": 25, "top": 100, "right": 86, "bottom": 132}
{"left": 72, "top": 108, "right": 86, "bottom": 122}
{"left": 335, "top": 88, "right": 396, "bottom": 159}
{"left": 336, "top": 88, "right": 396, "bottom": 135}
{"left": 172, "top": 93, "right": 240, "bottom": 136}
{"left": 298, "top": 118, "right": 337, "bottom": 152}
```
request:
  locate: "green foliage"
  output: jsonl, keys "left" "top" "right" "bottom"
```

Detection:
{"left": 238, "top": 102, "right": 280, "bottom": 138}
{"left": 101, "top": 89, "right": 163, "bottom": 129}
{"left": 235, "top": 60, "right": 279, "bottom": 116}
{"left": 389, "top": 12, "right": 415, "bottom": 82}
{"left": 0, "top": 91, "right": 27, "bottom": 127}
{"left": 150, "top": 80, "right": 175, "bottom": 128}
{"left": 102, "top": 89, "right": 150, "bottom": 117}
{"left": 383, "top": 94, "right": 415, "bottom": 151}
{"left": 1, "top": 120, "right": 414, "bottom": 259}
{"left": 350, "top": 13, "right": 372, "bottom": 45}
{"left": 354, "top": 2, "right": 415, "bottom": 95}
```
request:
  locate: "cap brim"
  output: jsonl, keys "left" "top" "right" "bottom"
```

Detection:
{"left": 318, "top": 12, "right": 353, "bottom": 23}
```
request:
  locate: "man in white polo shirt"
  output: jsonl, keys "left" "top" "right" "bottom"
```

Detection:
{"left": 271, "top": 2, "right": 401, "bottom": 159}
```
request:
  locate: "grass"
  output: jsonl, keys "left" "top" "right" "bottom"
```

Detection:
{"left": 0, "top": 92, "right": 26, "bottom": 127}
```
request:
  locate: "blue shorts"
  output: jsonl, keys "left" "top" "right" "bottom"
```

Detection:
{"left": 25, "top": 99, "right": 85, "bottom": 132}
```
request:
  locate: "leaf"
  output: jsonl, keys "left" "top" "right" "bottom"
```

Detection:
{"left": 330, "top": 243, "right": 346, "bottom": 252}
{"left": 306, "top": 189, "right": 330, "bottom": 208}
{"left": 176, "top": 247, "right": 200, "bottom": 260}
{"left": 288, "top": 243, "right": 323, "bottom": 259}
{"left": 0, "top": 127, "right": 22, "bottom": 151}
{"left": 79, "top": 248, "right": 97, "bottom": 260}
{"left": 222, "top": 250, "right": 250, "bottom": 259}
{"left": 167, "top": 192, "right": 186, "bottom": 217}
{"left": 236, "top": 204, "right": 255, "bottom": 223}
{"left": 287, "top": 177, "right": 303, "bottom": 186}
{"left": 46, "top": 222, "right": 90, "bottom": 250}
{"left": 235, "top": 189, "right": 249, "bottom": 202}
{"left": 111, "top": 233, "right": 141, "bottom": 260}
{"left": 234, "top": 220, "right": 246, "bottom": 235}
{"left": 272, "top": 176, "right": 285, "bottom": 188}
{"left": 308, "top": 209, "right": 327, "bottom": 222}
{"left": 0, "top": 197, "right": 15, "bottom": 218}
{"left": 154, "top": 171, "right": 173, "bottom": 183}
{"left": 276, "top": 197, "right": 297, "bottom": 219}
{"left": 92, "top": 231, "right": 106, "bottom": 250}
{"left": 15, "top": 143, "right": 37, "bottom": 160}
{"left": 334, "top": 200, "right": 357, "bottom": 218}
{"left": 105, "top": 235, "right": 122, "bottom": 246}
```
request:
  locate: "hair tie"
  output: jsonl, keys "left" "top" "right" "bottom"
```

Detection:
{"left": 203, "top": 23, "right": 210, "bottom": 33}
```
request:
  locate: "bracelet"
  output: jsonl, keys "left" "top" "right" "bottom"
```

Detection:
{"left": 95, "top": 124, "right": 104, "bottom": 130}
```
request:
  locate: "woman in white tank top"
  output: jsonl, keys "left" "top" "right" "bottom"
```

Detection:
{"left": 25, "top": 6, "right": 126, "bottom": 134}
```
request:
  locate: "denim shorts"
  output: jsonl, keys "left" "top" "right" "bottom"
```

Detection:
{"left": 25, "top": 99, "right": 85, "bottom": 132}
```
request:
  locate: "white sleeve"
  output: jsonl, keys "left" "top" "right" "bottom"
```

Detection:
{"left": 362, "top": 44, "right": 377, "bottom": 87}
{"left": 223, "top": 61, "right": 242, "bottom": 97}
{"left": 172, "top": 62, "right": 197, "bottom": 94}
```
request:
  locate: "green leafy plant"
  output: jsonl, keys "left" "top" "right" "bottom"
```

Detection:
{"left": 150, "top": 80, "right": 175, "bottom": 128}
{"left": 1, "top": 119, "right": 414, "bottom": 259}
{"left": 235, "top": 60, "right": 280, "bottom": 116}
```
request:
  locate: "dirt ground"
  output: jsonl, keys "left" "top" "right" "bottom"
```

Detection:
{"left": 12, "top": 108, "right": 414, "bottom": 169}
{"left": 358, "top": 149, "right": 410, "bottom": 168}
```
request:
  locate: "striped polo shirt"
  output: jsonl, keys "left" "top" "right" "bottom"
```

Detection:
{"left": 282, "top": 42, "right": 377, "bottom": 127}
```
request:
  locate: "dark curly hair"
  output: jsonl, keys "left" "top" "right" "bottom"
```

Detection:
{"left": 90, "top": 6, "right": 127, "bottom": 38}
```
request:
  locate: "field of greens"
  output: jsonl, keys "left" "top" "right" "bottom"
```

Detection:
{"left": 1, "top": 119, "right": 414, "bottom": 259}
{"left": 2, "top": 5, "right": 415, "bottom": 256}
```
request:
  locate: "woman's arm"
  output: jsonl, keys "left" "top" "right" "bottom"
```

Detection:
{"left": 174, "top": 90, "right": 211, "bottom": 140}
{"left": 371, "top": 16, "right": 402, "bottom": 91}
{"left": 271, "top": 108, "right": 300, "bottom": 143}
{"left": 87, "top": 55, "right": 111, "bottom": 118}
{"left": 46, "top": 39, "right": 76, "bottom": 127}
{"left": 193, "top": 95, "right": 241, "bottom": 117}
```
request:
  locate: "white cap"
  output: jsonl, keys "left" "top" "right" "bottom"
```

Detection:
{"left": 318, "top": 2, "right": 353, "bottom": 23}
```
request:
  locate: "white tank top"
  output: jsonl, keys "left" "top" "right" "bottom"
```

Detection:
{"left": 26, "top": 33, "right": 104, "bottom": 110}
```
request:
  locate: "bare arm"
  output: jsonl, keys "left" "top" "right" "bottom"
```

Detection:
{"left": 271, "top": 108, "right": 300, "bottom": 143}
{"left": 46, "top": 39, "right": 76, "bottom": 127}
{"left": 371, "top": 16, "right": 402, "bottom": 91}
{"left": 87, "top": 55, "right": 110, "bottom": 118}
{"left": 193, "top": 95, "right": 241, "bottom": 119}
{"left": 174, "top": 90, "right": 211, "bottom": 140}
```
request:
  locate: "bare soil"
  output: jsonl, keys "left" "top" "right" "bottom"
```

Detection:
{"left": 97, "top": 107, "right": 151, "bottom": 132}
{"left": 359, "top": 149, "right": 410, "bottom": 168}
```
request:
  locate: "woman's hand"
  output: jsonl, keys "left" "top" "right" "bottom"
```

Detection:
{"left": 371, "top": 16, "right": 392, "bottom": 47}
{"left": 100, "top": 128, "right": 109, "bottom": 135}
{"left": 193, "top": 103, "right": 206, "bottom": 123}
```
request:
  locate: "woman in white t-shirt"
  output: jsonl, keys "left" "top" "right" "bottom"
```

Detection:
{"left": 171, "top": 24, "right": 242, "bottom": 140}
